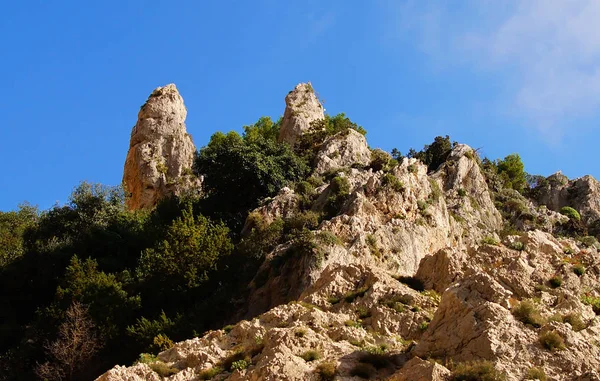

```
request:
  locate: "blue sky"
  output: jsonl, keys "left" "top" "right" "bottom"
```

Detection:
{"left": 2, "top": 0, "right": 600, "bottom": 211}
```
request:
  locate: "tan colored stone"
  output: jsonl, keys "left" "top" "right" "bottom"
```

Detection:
{"left": 389, "top": 357, "right": 451, "bottom": 381}
{"left": 278, "top": 82, "right": 324, "bottom": 146}
{"left": 123, "top": 84, "right": 200, "bottom": 210}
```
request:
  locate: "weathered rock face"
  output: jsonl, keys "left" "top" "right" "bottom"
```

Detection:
{"left": 123, "top": 84, "right": 200, "bottom": 210}
{"left": 535, "top": 171, "right": 600, "bottom": 225}
{"left": 277, "top": 82, "right": 325, "bottom": 146}
{"left": 389, "top": 357, "right": 451, "bottom": 381}
{"left": 313, "top": 129, "right": 372, "bottom": 175}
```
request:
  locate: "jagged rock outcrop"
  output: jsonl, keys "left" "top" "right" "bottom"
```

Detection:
{"left": 243, "top": 144, "right": 502, "bottom": 318}
{"left": 277, "top": 82, "right": 324, "bottom": 146}
{"left": 433, "top": 144, "right": 502, "bottom": 237}
{"left": 389, "top": 357, "right": 451, "bottom": 381}
{"left": 123, "top": 84, "right": 200, "bottom": 210}
{"left": 313, "top": 129, "right": 372, "bottom": 175}
{"left": 535, "top": 171, "right": 600, "bottom": 225}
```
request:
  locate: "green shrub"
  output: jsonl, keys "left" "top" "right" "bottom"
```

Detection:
{"left": 222, "top": 351, "right": 250, "bottom": 371}
{"left": 316, "top": 361, "right": 337, "bottom": 380}
{"left": 323, "top": 176, "right": 351, "bottom": 219}
{"left": 578, "top": 236, "right": 599, "bottom": 248}
{"left": 137, "top": 353, "right": 158, "bottom": 364}
{"left": 350, "top": 363, "right": 376, "bottom": 379}
{"left": 562, "top": 313, "right": 586, "bottom": 332}
{"left": 509, "top": 241, "right": 525, "bottom": 251}
{"left": 379, "top": 295, "right": 407, "bottom": 313}
{"left": 560, "top": 206, "right": 581, "bottom": 221}
{"left": 316, "top": 231, "right": 341, "bottom": 246}
{"left": 223, "top": 325, "right": 234, "bottom": 333}
{"left": 327, "top": 296, "right": 340, "bottom": 305}
{"left": 344, "top": 285, "right": 370, "bottom": 303}
{"left": 300, "top": 349, "right": 322, "bottom": 362}
{"left": 285, "top": 211, "right": 320, "bottom": 233}
{"left": 370, "top": 149, "right": 394, "bottom": 172}
{"left": 230, "top": 359, "right": 250, "bottom": 371}
{"left": 512, "top": 300, "right": 545, "bottom": 328}
{"left": 195, "top": 129, "right": 309, "bottom": 231}
{"left": 450, "top": 360, "right": 506, "bottom": 381}
{"left": 153, "top": 333, "right": 174, "bottom": 351}
{"left": 295, "top": 328, "right": 307, "bottom": 337}
{"left": 581, "top": 294, "right": 600, "bottom": 315}
{"left": 549, "top": 275, "right": 562, "bottom": 289}
{"left": 573, "top": 264, "right": 585, "bottom": 276}
{"left": 458, "top": 188, "right": 467, "bottom": 197}
{"left": 356, "top": 306, "right": 371, "bottom": 319}
{"left": 136, "top": 208, "right": 233, "bottom": 291}
{"left": 408, "top": 135, "right": 454, "bottom": 172}
{"left": 295, "top": 181, "right": 315, "bottom": 196}
{"left": 198, "top": 366, "right": 223, "bottom": 380}
{"left": 525, "top": 367, "right": 547, "bottom": 380}
{"left": 344, "top": 320, "right": 363, "bottom": 328}
{"left": 381, "top": 173, "right": 404, "bottom": 192}
{"left": 419, "top": 321, "right": 429, "bottom": 331}
{"left": 538, "top": 330, "right": 566, "bottom": 351}
{"left": 428, "top": 178, "right": 442, "bottom": 202}
{"left": 149, "top": 361, "right": 179, "bottom": 377}
{"left": 481, "top": 236, "right": 499, "bottom": 246}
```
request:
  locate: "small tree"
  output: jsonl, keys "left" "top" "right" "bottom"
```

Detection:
{"left": 497, "top": 154, "right": 527, "bottom": 193}
{"left": 137, "top": 207, "right": 233, "bottom": 291}
{"left": 36, "top": 302, "right": 102, "bottom": 381}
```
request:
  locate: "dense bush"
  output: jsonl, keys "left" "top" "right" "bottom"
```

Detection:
{"left": 538, "top": 330, "right": 566, "bottom": 351}
{"left": 194, "top": 130, "right": 309, "bottom": 232}
{"left": 560, "top": 206, "right": 581, "bottom": 221}
{"left": 0, "top": 183, "right": 250, "bottom": 380}
{"left": 497, "top": 154, "right": 527, "bottom": 193}
{"left": 0, "top": 203, "right": 38, "bottom": 268}
{"left": 300, "top": 350, "right": 322, "bottom": 362}
{"left": 137, "top": 208, "right": 233, "bottom": 292}
{"left": 525, "top": 367, "right": 547, "bottom": 381}
{"left": 408, "top": 135, "right": 455, "bottom": 172}
{"left": 316, "top": 361, "right": 337, "bottom": 380}
{"left": 370, "top": 149, "right": 396, "bottom": 172}
{"left": 323, "top": 176, "right": 351, "bottom": 219}
{"left": 512, "top": 300, "right": 545, "bottom": 328}
{"left": 381, "top": 173, "right": 404, "bottom": 192}
{"left": 548, "top": 275, "right": 562, "bottom": 289}
{"left": 573, "top": 264, "right": 585, "bottom": 276}
{"left": 450, "top": 361, "right": 506, "bottom": 381}
{"left": 581, "top": 294, "right": 600, "bottom": 315}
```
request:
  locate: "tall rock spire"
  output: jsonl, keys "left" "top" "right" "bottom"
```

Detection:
{"left": 123, "top": 84, "right": 200, "bottom": 210}
{"left": 277, "top": 82, "right": 325, "bottom": 145}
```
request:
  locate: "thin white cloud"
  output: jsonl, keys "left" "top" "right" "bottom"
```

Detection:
{"left": 391, "top": 0, "right": 600, "bottom": 138}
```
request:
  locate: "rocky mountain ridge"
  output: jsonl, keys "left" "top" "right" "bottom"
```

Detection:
{"left": 100, "top": 83, "right": 600, "bottom": 381}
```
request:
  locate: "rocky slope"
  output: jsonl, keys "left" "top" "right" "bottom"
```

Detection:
{"left": 123, "top": 84, "right": 201, "bottom": 210}
{"left": 100, "top": 83, "right": 600, "bottom": 380}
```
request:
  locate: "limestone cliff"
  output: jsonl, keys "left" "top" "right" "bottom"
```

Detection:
{"left": 100, "top": 83, "right": 600, "bottom": 381}
{"left": 123, "top": 84, "right": 200, "bottom": 210}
